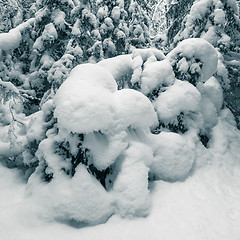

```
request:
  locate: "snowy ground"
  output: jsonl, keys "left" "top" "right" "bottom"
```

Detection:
{"left": 1, "top": 107, "right": 240, "bottom": 240}
{"left": 1, "top": 115, "right": 240, "bottom": 240}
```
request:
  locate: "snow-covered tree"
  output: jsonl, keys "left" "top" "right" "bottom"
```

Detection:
{"left": 0, "top": 0, "right": 240, "bottom": 230}
{"left": 164, "top": 0, "right": 240, "bottom": 128}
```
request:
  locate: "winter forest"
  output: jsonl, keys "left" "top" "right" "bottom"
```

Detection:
{"left": 0, "top": 0, "right": 240, "bottom": 239}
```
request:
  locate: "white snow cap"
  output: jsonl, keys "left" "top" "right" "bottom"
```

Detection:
{"left": 140, "top": 59, "right": 175, "bottom": 95}
{"left": 42, "top": 23, "right": 58, "bottom": 41}
{"left": 203, "top": 77, "right": 223, "bottom": 112}
{"left": 83, "top": 131, "right": 128, "bottom": 170}
{"left": 113, "top": 142, "right": 152, "bottom": 217}
{"left": 150, "top": 131, "right": 196, "bottom": 181}
{"left": 113, "top": 89, "right": 158, "bottom": 130}
{"left": 97, "top": 54, "right": 133, "bottom": 82}
{"left": 54, "top": 63, "right": 157, "bottom": 134}
{"left": 167, "top": 38, "right": 218, "bottom": 82}
{"left": 0, "top": 28, "right": 22, "bottom": 51}
{"left": 154, "top": 80, "right": 201, "bottom": 122}
{"left": 29, "top": 164, "right": 114, "bottom": 225}
{"left": 214, "top": 9, "right": 225, "bottom": 24}
{"left": 54, "top": 64, "right": 117, "bottom": 133}
{"left": 69, "top": 63, "right": 117, "bottom": 92}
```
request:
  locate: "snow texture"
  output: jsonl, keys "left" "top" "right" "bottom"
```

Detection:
{"left": 0, "top": 28, "right": 22, "bottom": 51}
{"left": 0, "top": 18, "right": 35, "bottom": 51}
{"left": 54, "top": 63, "right": 157, "bottom": 133}
{"left": 203, "top": 77, "right": 223, "bottom": 112}
{"left": 140, "top": 59, "right": 175, "bottom": 95}
{"left": 97, "top": 55, "right": 133, "bottom": 82}
{"left": 1, "top": 109, "right": 240, "bottom": 240}
{"left": 150, "top": 132, "right": 196, "bottom": 181}
{"left": 83, "top": 131, "right": 128, "bottom": 170}
{"left": 28, "top": 164, "right": 115, "bottom": 225}
{"left": 54, "top": 64, "right": 117, "bottom": 133}
{"left": 214, "top": 9, "right": 225, "bottom": 24}
{"left": 167, "top": 38, "right": 218, "bottom": 82}
{"left": 113, "top": 142, "right": 152, "bottom": 217}
{"left": 154, "top": 80, "right": 201, "bottom": 122}
{"left": 113, "top": 89, "right": 158, "bottom": 130}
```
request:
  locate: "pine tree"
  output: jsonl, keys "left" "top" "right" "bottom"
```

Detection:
{"left": 164, "top": 0, "right": 240, "bottom": 128}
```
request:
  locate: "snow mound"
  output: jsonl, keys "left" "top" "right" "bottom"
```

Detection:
{"left": 154, "top": 80, "right": 201, "bottom": 122}
{"left": 150, "top": 132, "right": 196, "bottom": 181}
{"left": 54, "top": 64, "right": 117, "bottom": 133}
{"left": 113, "top": 89, "right": 158, "bottom": 130}
{"left": 167, "top": 38, "right": 218, "bottom": 82}
{"left": 132, "top": 48, "right": 165, "bottom": 62}
{"left": 54, "top": 63, "right": 157, "bottom": 134}
{"left": 200, "top": 96, "right": 218, "bottom": 129}
{"left": 214, "top": 9, "right": 225, "bottom": 24}
{"left": 0, "top": 28, "right": 22, "bottom": 51}
{"left": 83, "top": 131, "right": 128, "bottom": 171}
{"left": 97, "top": 55, "right": 133, "bottom": 82}
{"left": 28, "top": 164, "right": 115, "bottom": 225}
{"left": 69, "top": 63, "right": 117, "bottom": 92}
{"left": 42, "top": 23, "right": 58, "bottom": 41}
{"left": 113, "top": 142, "right": 152, "bottom": 217}
{"left": 140, "top": 59, "right": 175, "bottom": 95}
{"left": 203, "top": 77, "right": 223, "bottom": 112}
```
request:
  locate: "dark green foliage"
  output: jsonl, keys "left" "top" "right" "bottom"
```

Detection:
{"left": 152, "top": 113, "right": 188, "bottom": 135}
{"left": 166, "top": 0, "right": 195, "bottom": 46}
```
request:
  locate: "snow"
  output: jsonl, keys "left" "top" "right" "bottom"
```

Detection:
{"left": 104, "top": 17, "right": 114, "bottom": 31}
{"left": 0, "top": 28, "right": 22, "bottom": 51}
{"left": 167, "top": 38, "right": 218, "bottom": 83}
{"left": 154, "top": 80, "right": 201, "bottom": 122}
{"left": 201, "top": 26, "right": 218, "bottom": 45}
{"left": 41, "top": 23, "right": 58, "bottom": 41}
{"left": 83, "top": 130, "right": 128, "bottom": 170}
{"left": 0, "top": 78, "right": 20, "bottom": 94}
{"left": 111, "top": 6, "right": 121, "bottom": 22}
{"left": 140, "top": 60, "right": 175, "bottom": 95}
{"left": 226, "top": 0, "right": 239, "bottom": 15}
{"left": 113, "top": 142, "right": 151, "bottom": 217}
{"left": 27, "top": 164, "right": 115, "bottom": 225}
{"left": 54, "top": 62, "right": 157, "bottom": 134}
{"left": 26, "top": 111, "right": 46, "bottom": 142}
{"left": 0, "top": 126, "right": 24, "bottom": 157}
{"left": 216, "top": 52, "right": 230, "bottom": 89}
{"left": 52, "top": 9, "right": 66, "bottom": 29}
{"left": 1, "top": 109, "right": 240, "bottom": 239}
{"left": 113, "top": 89, "right": 158, "bottom": 130}
{"left": 72, "top": 19, "right": 81, "bottom": 36}
{"left": 189, "top": 0, "right": 212, "bottom": 20}
{"left": 150, "top": 131, "right": 196, "bottom": 181}
{"left": 0, "top": 9, "right": 240, "bottom": 236}
{"left": 200, "top": 95, "right": 218, "bottom": 129}
{"left": 214, "top": 9, "right": 225, "bottom": 24}
{"left": 177, "top": 57, "right": 189, "bottom": 72}
{"left": 130, "top": 48, "right": 166, "bottom": 86}
{"left": 0, "top": 17, "right": 35, "bottom": 52}
{"left": 132, "top": 48, "right": 165, "bottom": 62}
{"left": 97, "top": 54, "right": 133, "bottom": 82}
{"left": 175, "top": 0, "right": 212, "bottom": 41}
{"left": 97, "top": 6, "right": 109, "bottom": 20}
{"left": 54, "top": 64, "right": 117, "bottom": 133}
{"left": 33, "top": 36, "right": 44, "bottom": 51}
{"left": 218, "top": 33, "right": 231, "bottom": 47}
{"left": 203, "top": 77, "right": 223, "bottom": 112}
{"left": 27, "top": 100, "right": 55, "bottom": 142}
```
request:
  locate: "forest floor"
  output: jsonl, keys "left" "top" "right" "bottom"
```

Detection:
{"left": 1, "top": 145, "right": 240, "bottom": 240}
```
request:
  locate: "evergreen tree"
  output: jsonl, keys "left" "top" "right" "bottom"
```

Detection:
{"left": 165, "top": 0, "right": 240, "bottom": 128}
